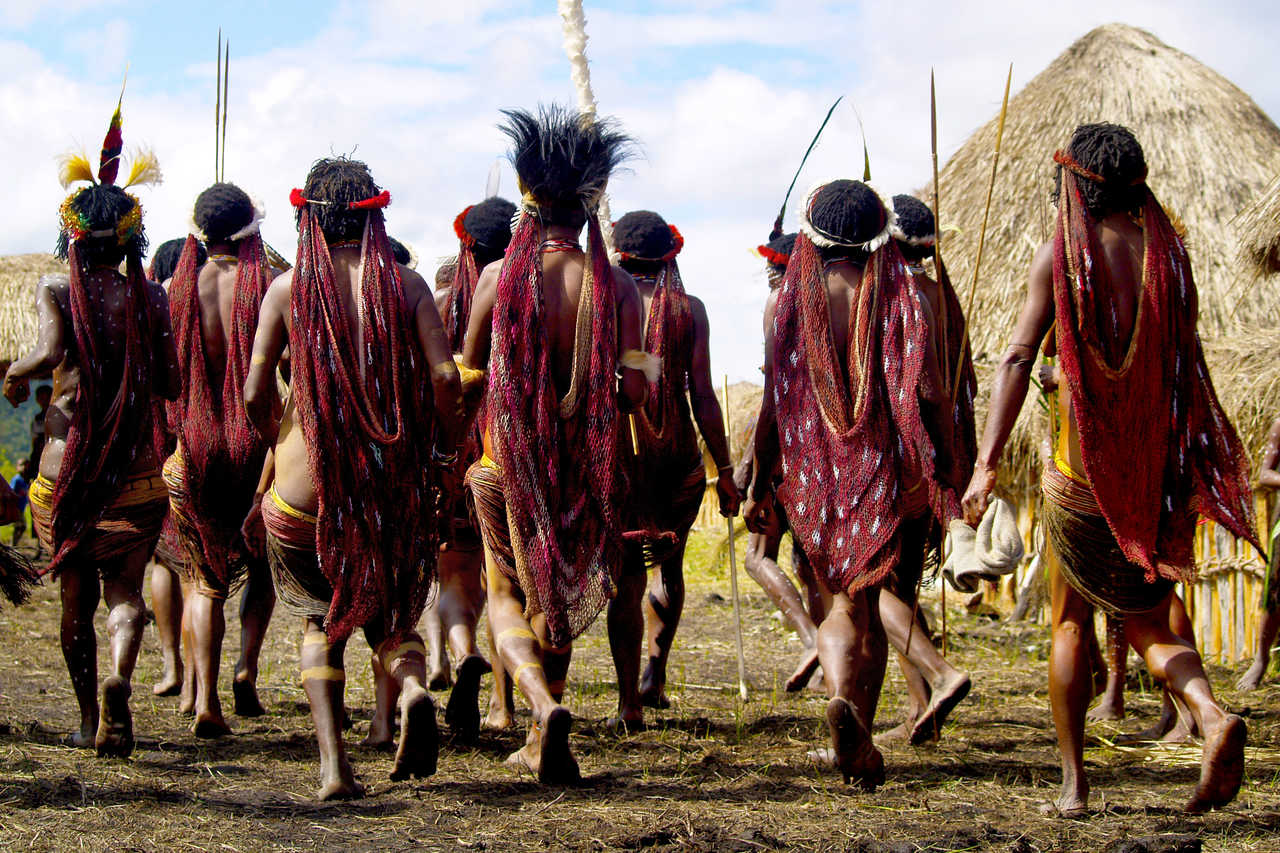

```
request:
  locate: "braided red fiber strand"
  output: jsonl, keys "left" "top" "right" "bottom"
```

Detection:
{"left": 772, "top": 234, "right": 944, "bottom": 594}
{"left": 290, "top": 205, "right": 438, "bottom": 642}
{"left": 1052, "top": 167, "right": 1260, "bottom": 582}
{"left": 47, "top": 243, "right": 159, "bottom": 576}
{"left": 488, "top": 209, "right": 626, "bottom": 648}
{"left": 934, "top": 257, "right": 978, "bottom": 511}
{"left": 165, "top": 232, "right": 273, "bottom": 582}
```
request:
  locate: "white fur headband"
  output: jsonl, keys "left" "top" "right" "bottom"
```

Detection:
{"left": 799, "top": 180, "right": 896, "bottom": 253}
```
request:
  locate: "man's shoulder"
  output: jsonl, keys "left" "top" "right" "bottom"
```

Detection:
{"left": 37, "top": 273, "right": 70, "bottom": 294}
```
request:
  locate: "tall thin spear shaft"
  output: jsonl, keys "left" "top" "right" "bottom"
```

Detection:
{"left": 215, "top": 28, "right": 221, "bottom": 182}
{"left": 723, "top": 375, "right": 749, "bottom": 701}
{"left": 951, "top": 63, "right": 1013, "bottom": 402}
{"left": 220, "top": 41, "right": 230, "bottom": 181}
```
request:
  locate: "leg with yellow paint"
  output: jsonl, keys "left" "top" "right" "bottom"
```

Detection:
{"left": 485, "top": 550, "right": 579, "bottom": 784}
{"left": 366, "top": 630, "right": 438, "bottom": 782}
{"left": 299, "top": 621, "right": 362, "bottom": 801}
{"left": 177, "top": 579, "right": 197, "bottom": 715}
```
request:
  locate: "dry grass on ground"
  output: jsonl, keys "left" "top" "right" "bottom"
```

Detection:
{"left": 2, "top": 529, "right": 1279, "bottom": 851}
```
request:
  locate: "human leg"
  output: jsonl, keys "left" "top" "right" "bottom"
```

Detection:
{"left": 1044, "top": 562, "right": 1095, "bottom": 817}
{"left": 96, "top": 545, "right": 151, "bottom": 757}
{"left": 149, "top": 561, "right": 184, "bottom": 697}
{"left": 299, "top": 619, "right": 361, "bottom": 800}
{"left": 178, "top": 579, "right": 197, "bottom": 714}
{"left": 233, "top": 559, "right": 275, "bottom": 717}
{"left": 818, "top": 588, "right": 887, "bottom": 790}
{"left": 607, "top": 547, "right": 646, "bottom": 730}
{"left": 485, "top": 551, "right": 578, "bottom": 784}
{"left": 639, "top": 539, "right": 688, "bottom": 709}
{"left": 59, "top": 563, "right": 100, "bottom": 748}
{"left": 366, "top": 628, "right": 438, "bottom": 781}
{"left": 439, "top": 545, "right": 491, "bottom": 741}
{"left": 1087, "top": 613, "right": 1127, "bottom": 721}
{"left": 1124, "top": 596, "right": 1245, "bottom": 813}
{"left": 188, "top": 589, "right": 230, "bottom": 737}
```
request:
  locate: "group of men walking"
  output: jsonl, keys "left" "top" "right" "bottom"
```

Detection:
{"left": 0, "top": 95, "right": 1255, "bottom": 816}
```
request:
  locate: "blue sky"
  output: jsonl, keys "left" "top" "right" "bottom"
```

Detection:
{"left": 2, "top": 0, "right": 1278, "bottom": 381}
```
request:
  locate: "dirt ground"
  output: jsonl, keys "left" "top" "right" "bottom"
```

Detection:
{"left": 1, "top": 530, "right": 1279, "bottom": 852}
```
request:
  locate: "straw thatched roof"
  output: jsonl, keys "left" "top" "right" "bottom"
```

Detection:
{"left": 934, "top": 23, "right": 1280, "bottom": 362}
{"left": 0, "top": 254, "right": 62, "bottom": 365}
{"left": 1237, "top": 174, "right": 1280, "bottom": 281}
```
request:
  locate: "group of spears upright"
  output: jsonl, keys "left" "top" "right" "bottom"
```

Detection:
{"left": 0, "top": 90, "right": 1259, "bottom": 817}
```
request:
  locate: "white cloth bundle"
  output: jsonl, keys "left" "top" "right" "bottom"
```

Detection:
{"left": 943, "top": 497, "right": 1024, "bottom": 593}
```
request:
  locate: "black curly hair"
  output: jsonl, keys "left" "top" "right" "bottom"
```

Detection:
{"left": 194, "top": 182, "right": 255, "bottom": 244}
{"left": 388, "top": 237, "right": 412, "bottom": 266}
{"left": 891, "top": 194, "right": 935, "bottom": 261}
{"left": 295, "top": 157, "right": 381, "bottom": 244}
{"left": 614, "top": 210, "right": 675, "bottom": 275}
{"left": 151, "top": 237, "right": 206, "bottom": 282}
{"left": 1053, "top": 123, "right": 1148, "bottom": 219}
{"left": 55, "top": 184, "right": 147, "bottom": 266}
{"left": 462, "top": 196, "right": 517, "bottom": 267}
{"left": 500, "top": 105, "right": 633, "bottom": 228}
{"left": 808, "top": 180, "right": 884, "bottom": 263}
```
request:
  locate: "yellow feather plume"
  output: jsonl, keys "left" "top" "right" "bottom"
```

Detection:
{"left": 123, "top": 147, "right": 163, "bottom": 188}
{"left": 57, "top": 152, "right": 96, "bottom": 189}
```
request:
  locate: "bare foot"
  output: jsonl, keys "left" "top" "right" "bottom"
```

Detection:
{"left": 178, "top": 674, "right": 196, "bottom": 716}
{"left": 483, "top": 707, "right": 514, "bottom": 730}
{"left": 390, "top": 686, "right": 438, "bottom": 781}
{"left": 638, "top": 664, "right": 670, "bottom": 710}
{"left": 152, "top": 672, "right": 182, "bottom": 698}
{"left": 444, "top": 654, "right": 489, "bottom": 743}
{"left": 909, "top": 672, "right": 971, "bottom": 745}
{"left": 1160, "top": 716, "right": 1196, "bottom": 744}
{"left": 826, "top": 697, "right": 884, "bottom": 791}
{"left": 785, "top": 647, "right": 821, "bottom": 693}
{"left": 605, "top": 710, "right": 645, "bottom": 735}
{"left": 233, "top": 677, "right": 266, "bottom": 718}
{"left": 95, "top": 676, "right": 134, "bottom": 759}
{"left": 64, "top": 725, "right": 96, "bottom": 749}
{"left": 806, "top": 746, "right": 834, "bottom": 767}
{"left": 1085, "top": 695, "right": 1124, "bottom": 722}
{"left": 1236, "top": 659, "right": 1267, "bottom": 693}
{"left": 317, "top": 777, "right": 365, "bottom": 801}
{"left": 506, "top": 706, "right": 580, "bottom": 785}
{"left": 1185, "top": 714, "right": 1246, "bottom": 814}
{"left": 427, "top": 667, "right": 451, "bottom": 692}
{"left": 1039, "top": 794, "right": 1088, "bottom": 818}
{"left": 874, "top": 721, "right": 913, "bottom": 745}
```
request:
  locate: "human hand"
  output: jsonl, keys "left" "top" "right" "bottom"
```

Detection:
{"left": 744, "top": 492, "right": 774, "bottom": 533}
{"left": 3, "top": 373, "right": 29, "bottom": 408}
{"left": 716, "top": 469, "right": 742, "bottom": 517}
{"left": 1037, "top": 363, "right": 1059, "bottom": 393}
{"left": 961, "top": 465, "right": 997, "bottom": 527}
{"left": 240, "top": 493, "right": 266, "bottom": 560}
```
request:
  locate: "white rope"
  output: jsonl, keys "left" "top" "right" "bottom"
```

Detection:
{"left": 558, "top": 0, "right": 616, "bottom": 258}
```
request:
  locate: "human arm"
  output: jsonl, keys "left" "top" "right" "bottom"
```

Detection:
{"left": 745, "top": 290, "right": 781, "bottom": 532}
{"left": 243, "top": 272, "right": 291, "bottom": 444}
{"left": 460, "top": 263, "right": 499, "bottom": 374}
{"left": 960, "top": 240, "right": 1056, "bottom": 525}
{"left": 1259, "top": 418, "right": 1280, "bottom": 490}
{"left": 407, "top": 268, "right": 462, "bottom": 453}
{"left": 613, "top": 266, "right": 649, "bottom": 412}
{"left": 686, "top": 295, "right": 741, "bottom": 516}
{"left": 239, "top": 448, "right": 274, "bottom": 558}
{"left": 4, "top": 278, "right": 67, "bottom": 407}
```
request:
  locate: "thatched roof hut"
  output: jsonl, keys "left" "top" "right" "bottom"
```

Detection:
{"left": 934, "top": 23, "right": 1280, "bottom": 362}
{"left": 0, "top": 254, "right": 61, "bottom": 370}
{"left": 1237, "top": 174, "right": 1280, "bottom": 282}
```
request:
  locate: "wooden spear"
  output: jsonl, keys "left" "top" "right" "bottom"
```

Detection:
{"left": 723, "top": 376, "right": 749, "bottom": 700}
